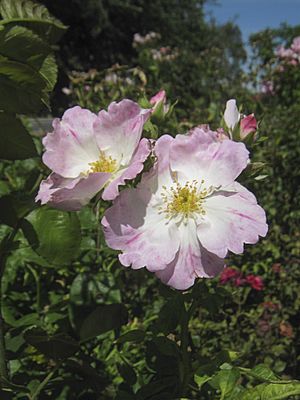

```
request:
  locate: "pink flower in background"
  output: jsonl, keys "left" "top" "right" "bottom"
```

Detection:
{"left": 102, "top": 128, "right": 268, "bottom": 290}
{"left": 240, "top": 114, "right": 257, "bottom": 139}
{"left": 36, "top": 100, "right": 151, "bottom": 210}
{"left": 261, "top": 80, "right": 275, "bottom": 95}
{"left": 246, "top": 274, "right": 264, "bottom": 291}
{"left": 291, "top": 36, "right": 300, "bottom": 53}
{"left": 275, "top": 37, "right": 300, "bottom": 66}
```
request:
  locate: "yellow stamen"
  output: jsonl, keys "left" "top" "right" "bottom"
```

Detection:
{"left": 159, "top": 180, "right": 207, "bottom": 219}
{"left": 88, "top": 151, "right": 117, "bottom": 173}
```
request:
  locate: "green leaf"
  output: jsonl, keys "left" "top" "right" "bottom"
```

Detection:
{"left": 0, "top": 192, "right": 36, "bottom": 227}
{"left": 0, "top": 57, "right": 49, "bottom": 113}
{"left": 154, "top": 295, "right": 186, "bottom": 334}
{"left": 0, "top": 113, "right": 37, "bottom": 160}
{"left": 79, "top": 304, "right": 128, "bottom": 341}
{"left": 118, "top": 363, "right": 137, "bottom": 385}
{"left": 0, "top": 0, "right": 67, "bottom": 43}
{"left": 241, "top": 382, "right": 300, "bottom": 400}
{"left": 210, "top": 367, "right": 240, "bottom": 400}
{"left": 0, "top": 377, "right": 30, "bottom": 394}
{"left": 116, "top": 329, "right": 145, "bottom": 345}
{"left": 2, "top": 306, "right": 40, "bottom": 327}
{"left": 24, "top": 327, "right": 80, "bottom": 360}
{"left": 20, "top": 219, "right": 39, "bottom": 248}
{"left": 136, "top": 377, "right": 178, "bottom": 400}
{"left": 194, "top": 374, "right": 211, "bottom": 389}
{"left": 0, "top": 25, "right": 51, "bottom": 68}
{"left": 152, "top": 336, "right": 180, "bottom": 358}
{"left": 27, "top": 207, "right": 81, "bottom": 265}
{"left": 241, "top": 364, "right": 282, "bottom": 383}
{"left": 39, "top": 53, "right": 57, "bottom": 91}
{"left": 260, "top": 382, "right": 300, "bottom": 399}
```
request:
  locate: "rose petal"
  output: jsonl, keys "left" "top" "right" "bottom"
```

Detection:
{"left": 102, "top": 138, "right": 151, "bottom": 201}
{"left": 42, "top": 106, "right": 99, "bottom": 178}
{"left": 170, "top": 129, "right": 249, "bottom": 186}
{"left": 156, "top": 220, "right": 224, "bottom": 290}
{"left": 197, "top": 185, "right": 268, "bottom": 258}
{"left": 94, "top": 99, "right": 151, "bottom": 166}
{"left": 102, "top": 187, "right": 180, "bottom": 271}
{"left": 36, "top": 172, "right": 110, "bottom": 211}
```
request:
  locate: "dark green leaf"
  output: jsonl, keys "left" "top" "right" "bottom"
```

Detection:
{"left": 0, "top": 192, "right": 36, "bottom": 227}
{"left": 0, "top": 113, "right": 37, "bottom": 160}
{"left": 0, "top": 57, "right": 49, "bottom": 113}
{"left": 0, "top": 25, "right": 50, "bottom": 68}
{"left": 136, "top": 377, "right": 178, "bottom": 400}
{"left": 154, "top": 295, "right": 186, "bottom": 334}
{"left": 79, "top": 303, "right": 128, "bottom": 341}
{"left": 20, "top": 219, "right": 39, "bottom": 248}
{"left": 24, "top": 327, "right": 79, "bottom": 360}
{"left": 116, "top": 329, "right": 145, "bottom": 345}
{"left": 118, "top": 363, "right": 137, "bottom": 386}
{"left": 152, "top": 336, "right": 180, "bottom": 358}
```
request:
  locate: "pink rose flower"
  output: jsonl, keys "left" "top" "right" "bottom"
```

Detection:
{"left": 240, "top": 114, "right": 257, "bottom": 139}
{"left": 36, "top": 100, "right": 151, "bottom": 210}
{"left": 246, "top": 274, "right": 264, "bottom": 291}
{"left": 102, "top": 128, "right": 268, "bottom": 290}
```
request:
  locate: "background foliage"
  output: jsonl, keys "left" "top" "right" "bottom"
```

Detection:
{"left": 0, "top": 0, "right": 299, "bottom": 399}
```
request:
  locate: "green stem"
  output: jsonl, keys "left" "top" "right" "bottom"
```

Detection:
{"left": 180, "top": 297, "right": 199, "bottom": 397}
{"left": 0, "top": 290, "right": 7, "bottom": 381}
{"left": 0, "top": 227, "right": 19, "bottom": 382}
{"left": 180, "top": 305, "right": 190, "bottom": 396}
{"left": 30, "top": 363, "right": 61, "bottom": 400}
{"left": 26, "top": 264, "right": 41, "bottom": 313}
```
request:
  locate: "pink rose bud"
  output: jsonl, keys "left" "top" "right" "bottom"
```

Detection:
{"left": 150, "top": 90, "right": 170, "bottom": 117}
{"left": 150, "top": 90, "right": 167, "bottom": 107}
{"left": 240, "top": 114, "right": 257, "bottom": 139}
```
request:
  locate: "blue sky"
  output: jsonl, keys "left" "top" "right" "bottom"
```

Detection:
{"left": 205, "top": 0, "right": 300, "bottom": 42}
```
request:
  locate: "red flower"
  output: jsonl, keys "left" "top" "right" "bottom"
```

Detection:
{"left": 246, "top": 274, "right": 264, "bottom": 291}
{"left": 219, "top": 268, "right": 240, "bottom": 284}
{"left": 234, "top": 277, "right": 246, "bottom": 287}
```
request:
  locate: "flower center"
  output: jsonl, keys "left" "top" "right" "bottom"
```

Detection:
{"left": 88, "top": 151, "right": 118, "bottom": 173}
{"left": 160, "top": 180, "right": 208, "bottom": 219}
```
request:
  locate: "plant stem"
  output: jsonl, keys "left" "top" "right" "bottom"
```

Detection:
{"left": 180, "top": 303, "right": 190, "bottom": 396}
{"left": 0, "top": 295, "right": 7, "bottom": 381}
{"left": 30, "top": 363, "right": 61, "bottom": 400}
{"left": 0, "top": 227, "right": 19, "bottom": 382}
{"left": 95, "top": 200, "right": 101, "bottom": 262}
{"left": 180, "top": 297, "right": 200, "bottom": 397}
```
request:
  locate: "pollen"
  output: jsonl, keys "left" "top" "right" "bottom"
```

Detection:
{"left": 160, "top": 180, "right": 208, "bottom": 219}
{"left": 88, "top": 151, "right": 118, "bottom": 174}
